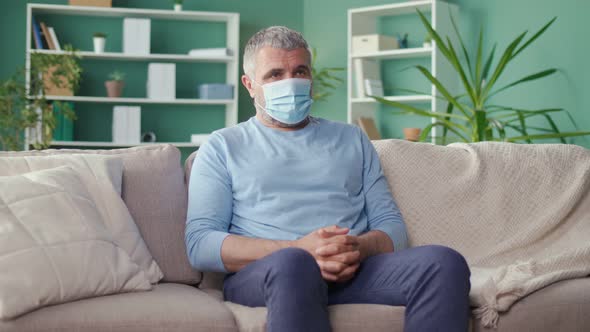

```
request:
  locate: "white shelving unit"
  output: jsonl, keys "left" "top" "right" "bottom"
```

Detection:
{"left": 25, "top": 3, "right": 240, "bottom": 149}
{"left": 347, "top": 0, "right": 458, "bottom": 141}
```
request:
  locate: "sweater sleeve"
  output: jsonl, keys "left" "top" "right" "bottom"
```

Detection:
{"left": 185, "top": 133, "right": 232, "bottom": 272}
{"left": 360, "top": 130, "right": 409, "bottom": 251}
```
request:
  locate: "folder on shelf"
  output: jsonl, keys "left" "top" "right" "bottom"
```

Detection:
{"left": 353, "top": 59, "right": 381, "bottom": 98}
{"left": 112, "top": 106, "right": 141, "bottom": 144}
{"left": 48, "top": 27, "right": 62, "bottom": 51}
{"left": 188, "top": 48, "right": 232, "bottom": 57}
{"left": 123, "top": 18, "right": 151, "bottom": 55}
{"left": 147, "top": 63, "right": 176, "bottom": 100}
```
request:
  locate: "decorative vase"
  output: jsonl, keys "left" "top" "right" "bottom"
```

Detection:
{"left": 174, "top": 4, "right": 182, "bottom": 11}
{"left": 403, "top": 128, "right": 421, "bottom": 142}
{"left": 93, "top": 37, "right": 106, "bottom": 53}
{"left": 105, "top": 80, "right": 124, "bottom": 98}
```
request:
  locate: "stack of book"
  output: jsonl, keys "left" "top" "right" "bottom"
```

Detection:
{"left": 112, "top": 106, "right": 141, "bottom": 144}
{"left": 32, "top": 17, "right": 62, "bottom": 50}
{"left": 147, "top": 63, "right": 176, "bottom": 100}
{"left": 123, "top": 18, "right": 150, "bottom": 55}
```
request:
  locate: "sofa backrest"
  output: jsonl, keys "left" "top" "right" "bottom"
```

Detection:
{"left": 1, "top": 144, "right": 201, "bottom": 285}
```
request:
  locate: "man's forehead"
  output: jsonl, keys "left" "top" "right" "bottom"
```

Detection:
{"left": 255, "top": 47, "right": 310, "bottom": 68}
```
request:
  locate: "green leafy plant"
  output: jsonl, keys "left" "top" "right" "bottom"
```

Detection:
{"left": 311, "top": 48, "right": 345, "bottom": 102}
{"left": 174, "top": 0, "right": 183, "bottom": 5}
{"left": 374, "top": 11, "right": 590, "bottom": 144}
{"left": 93, "top": 32, "right": 107, "bottom": 38}
{"left": 108, "top": 70, "right": 126, "bottom": 81}
{"left": 0, "top": 45, "right": 81, "bottom": 151}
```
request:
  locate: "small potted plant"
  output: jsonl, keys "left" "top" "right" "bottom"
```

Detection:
{"left": 173, "top": 0, "right": 183, "bottom": 11}
{"left": 93, "top": 32, "right": 107, "bottom": 53}
{"left": 105, "top": 70, "right": 125, "bottom": 98}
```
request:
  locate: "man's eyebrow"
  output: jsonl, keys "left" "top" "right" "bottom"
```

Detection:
{"left": 295, "top": 64, "right": 311, "bottom": 71}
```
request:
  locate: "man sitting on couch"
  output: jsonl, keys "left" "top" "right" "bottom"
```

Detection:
{"left": 185, "top": 26, "right": 471, "bottom": 332}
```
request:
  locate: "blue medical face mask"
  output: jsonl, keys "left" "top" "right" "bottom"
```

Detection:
{"left": 252, "top": 78, "right": 314, "bottom": 125}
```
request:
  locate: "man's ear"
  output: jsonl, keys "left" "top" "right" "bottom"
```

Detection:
{"left": 241, "top": 75, "right": 255, "bottom": 98}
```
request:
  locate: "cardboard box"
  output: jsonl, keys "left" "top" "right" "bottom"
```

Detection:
{"left": 43, "top": 66, "right": 73, "bottom": 97}
{"left": 352, "top": 34, "right": 399, "bottom": 54}
{"left": 69, "top": 0, "right": 112, "bottom": 7}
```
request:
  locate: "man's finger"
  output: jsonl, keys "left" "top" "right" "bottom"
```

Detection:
{"left": 317, "top": 259, "right": 347, "bottom": 274}
{"left": 315, "top": 244, "right": 358, "bottom": 257}
{"left": 334, "top": 263, "right": 360, "bottom": 283}
{"left": 318, "top": 226, "right": 349, "bottom": 238}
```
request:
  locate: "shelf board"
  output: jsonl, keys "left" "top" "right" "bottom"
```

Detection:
{"left": 29, "top": 49, "right": 234, "bottom": 63}
{"left": 351, "top": 47, "right": 432, "bottom": 60}
{"left": 349, "top": 0, "right": 432, "bottom": 17}
{"left": 29, "top": 3, "right": 238, "bottom": 22}
{"left": 352, "top": 95, "right": 432, "bottom": 103}
{"left": 41, "top": 95, "right": 234, "bottom": 105}
{"left": 50, "top": 141, "right": 202, "bottom": 148}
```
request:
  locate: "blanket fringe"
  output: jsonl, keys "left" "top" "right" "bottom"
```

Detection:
{"left": 474, "top": 305, "right": 499, "bottom": 329}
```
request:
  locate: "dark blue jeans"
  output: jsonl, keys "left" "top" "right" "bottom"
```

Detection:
{"left": 223, "top": 245, "right": 471, "bottom": 332}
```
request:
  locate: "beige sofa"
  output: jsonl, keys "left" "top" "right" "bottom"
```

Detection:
{"left": 0, "top": 142, "right": 588, "bottom": 332}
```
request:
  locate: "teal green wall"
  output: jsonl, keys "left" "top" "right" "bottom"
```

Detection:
{"left": 2, "top": 0, "right": 589, "bottom": 152}
{"left": 304, "top": 0, "right": 590, "bottom": 147}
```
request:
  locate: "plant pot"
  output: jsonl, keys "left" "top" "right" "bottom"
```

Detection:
{"left": 43, "top": 66, "right": 73, "bottom": 96}
{"left": 105, "top": 80, "right": 124, "bottom": 98}
{"left": 93, "top": 37, "right": 106, "bottom": 53}
{"left": 174, "top": 4, "right": 182, "bottom": 11}
{"left": 403, "top": 128, "right": 421, "bottom": 142}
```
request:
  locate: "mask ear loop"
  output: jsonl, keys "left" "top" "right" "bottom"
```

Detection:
{"left": 248, "top": 76, "right": 267, "bottom": 112}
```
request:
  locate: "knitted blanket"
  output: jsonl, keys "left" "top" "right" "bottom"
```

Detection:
{"left": 373, "top": 140, "right": 590, "bottom": 328}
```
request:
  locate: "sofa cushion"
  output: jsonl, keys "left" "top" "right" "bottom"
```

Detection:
{"left": 0, "top": 166, "right": 152, "bottom": 320}
{"left": 0, "top": 154, "right": 162, "bottom": 284}
{"left": 0, "top": 145, "right": 200, "bottom": 284}
{"left": 223, "top": 302, "right": 405, "bottom": 332}
{"left": 0, "top": 283, "right": 237, "bottom": 332}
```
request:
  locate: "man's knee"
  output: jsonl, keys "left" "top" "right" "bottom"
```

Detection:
{"left": 417, "top": 245, "right": 470, "bottom": 278}
{"left": 268, "top": 247, "right": 321, "bottom": 277}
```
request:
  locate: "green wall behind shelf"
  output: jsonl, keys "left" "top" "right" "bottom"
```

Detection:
{"left": 1, "top": 0, "right": 589, "bottom": 160}
{"left": 1, "top": 0, "right": 304, "bottom": 161}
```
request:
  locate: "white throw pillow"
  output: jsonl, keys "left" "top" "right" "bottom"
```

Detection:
{"left": 0, "top": 155, "right": 163, "bottom": 284}
{"left": 0, "top": 166, "right": 152, "bottom": 320}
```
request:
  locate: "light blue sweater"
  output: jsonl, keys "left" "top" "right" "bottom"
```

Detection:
{"left": 185, "top": 116, "right": 408, "bottom": 272}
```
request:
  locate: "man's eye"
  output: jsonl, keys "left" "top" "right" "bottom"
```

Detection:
{"left": 271, "top": 72, "right": 281, "bottom": 78}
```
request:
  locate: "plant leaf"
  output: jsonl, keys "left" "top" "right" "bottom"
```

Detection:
{"left": 489, "top": 69, "right": 557, "bottom": 98}
{"left": 482, "top": 32, "right": 527, "bottom": 101}
{"left": 449, "top": 9, "right": 474, "bottom": 84}
{"left": 506, "top": 131, "right": 590, "bottom": 142}
{"left": 482, "top": 43, "right": 497, "bottom": 82}
{"left": 414, "top": 65, "right": 472, "bottom": 118}
{"left": 420, "top": 121, "right": 470, "bottom": 143}
{"left": 513, "top": 17, "right": 557, "bottom": 59}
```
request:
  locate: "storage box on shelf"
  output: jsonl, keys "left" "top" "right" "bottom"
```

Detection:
{"left": 25, "top": 3, "right": 239, "bottom": 150}
{"left": 347, "top": 0, "right": 458, "bottom": 142}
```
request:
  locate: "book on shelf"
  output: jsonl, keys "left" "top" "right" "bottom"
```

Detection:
{"left": 112, "top": 106, "right": 141, "bottom": 144}
{"left": 51, "top": 102, "right": 74, "bottom": 141}
{"left": 188, "top": 48, "right": 232, "bottom": 57}
{"left": 48, "top": 27, "right": 61, "bottom": 51}
{"left": 123, "top": 18, "right": 150, "bottom": 55}
{"left": 357, "top": 117, "right": 381, "bottom": 140}
{"left": 39, "top": 22, "right": 56, "bottom": 50}
{"left": 147, "top": 63, "right": 176, "bottom": 100}
{"left": 353, "top": 59, "right": 381, "bottom": 98}
{"left": 364, "top": 79, "right": 384, "bottom": 97}
{"left": 31, "top": 17, "right": 44, "bottom": 49}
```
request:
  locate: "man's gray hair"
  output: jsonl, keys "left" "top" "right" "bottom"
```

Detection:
{"left": 243, "top": 26, "right": 311, "bottom": 79}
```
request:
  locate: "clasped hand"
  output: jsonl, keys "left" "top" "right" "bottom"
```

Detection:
{"left": 295, "top": 225, "right": 361, "bottom": 283}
